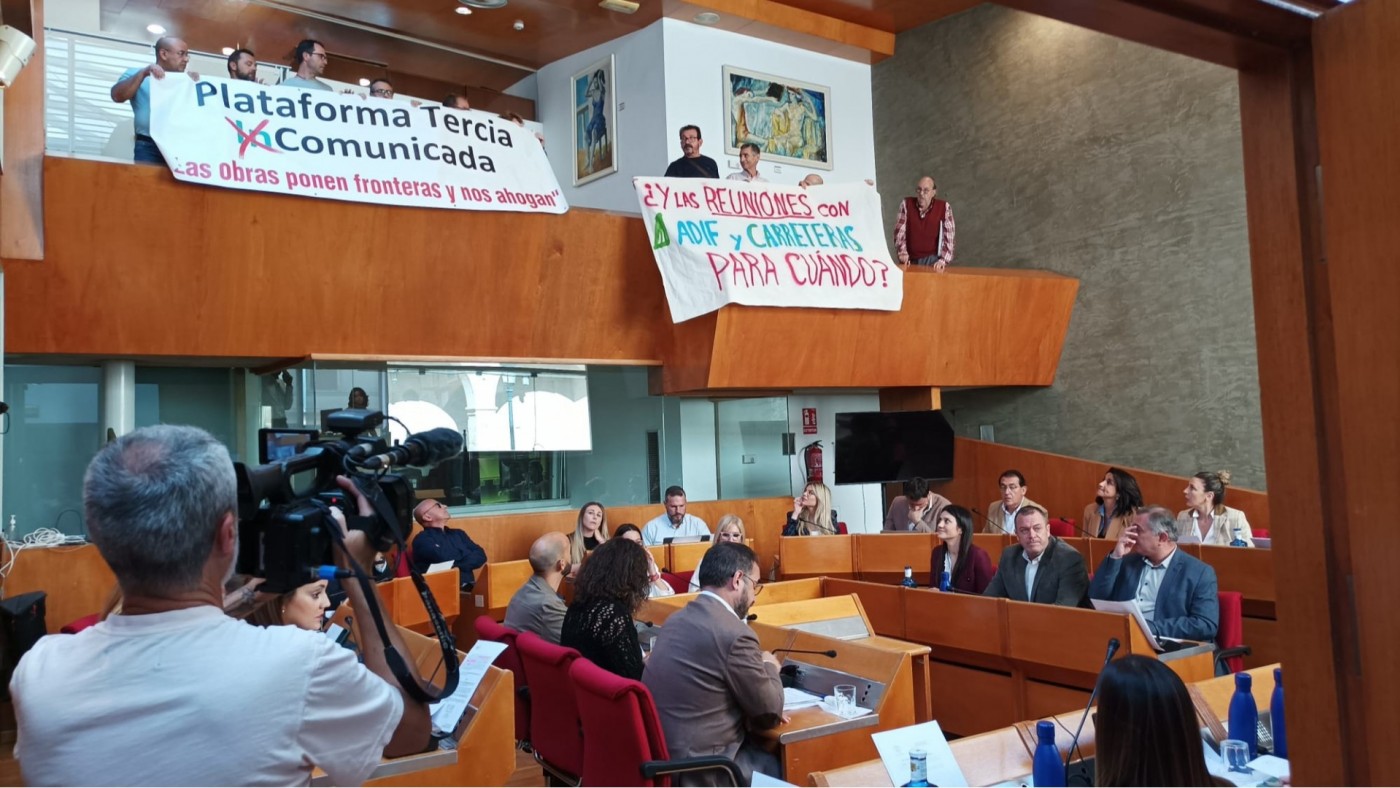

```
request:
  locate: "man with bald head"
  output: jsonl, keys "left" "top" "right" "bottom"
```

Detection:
{"left": 110, "top": 36, "right": 196, "bottom": 164}
{"left": 503, "top": 532, "right": 570, "bottom": 643}
{"left": 893, "top": 175, "right": 956, "bottom": 271}
{"left": 409, "top": 499, "right": 487, "bottom": 591}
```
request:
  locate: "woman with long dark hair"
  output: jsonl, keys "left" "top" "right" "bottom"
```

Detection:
{"left": 560, "top": 537, "right": 651, "bottom": 680}
{"left": 929, "top": 505, "right": 994, "bottom": 593}
{"left": 1095, "top": 655, "right": 1226, "bottom": 786}
{"left": 1083, "top": 467, "right": 1144, "bottom": 540}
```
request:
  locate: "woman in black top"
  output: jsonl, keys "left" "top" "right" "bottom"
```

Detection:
{"left": 560, "top": 537, "right": 651, "bottom": 680}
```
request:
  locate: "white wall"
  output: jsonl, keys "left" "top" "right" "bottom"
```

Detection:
{"left": 536, "top": 23, "right": 669, "bottom": 212}
{"left": 661, "top": 18, "right": 877, "bottom": 187}
{"left": 787, "top": 392, "right": 884, "bottom": 533}
{"left": 678, "top": 398, "right": 718, "bottom": 500}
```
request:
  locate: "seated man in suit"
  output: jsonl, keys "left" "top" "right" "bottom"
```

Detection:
{"left": 503, "top": 532, "right": 569, "bottom": 644}
{"left": 643, "top": 542, "right": 786, "bottom": 785}
{"left": 882, "top": 476, "right": 952, "bottom": 533}
{"left": 410, "top": 499, "right": 487, "bottom": 590}
{"left": 983, "top": 504, "right": 1089, "bottom": 607}
{"left": 1088, "top": 505, "right": 1220, "bottom": 642}
{"left": 984, "top": 469, "right": 1041, "bottom": 534}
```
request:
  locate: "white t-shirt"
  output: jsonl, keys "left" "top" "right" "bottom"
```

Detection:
{"left": 11, "top": 606, "right": 403, "bottom": 787}
{"left": 640, "top": 513, "right": 711, "bottom": 546}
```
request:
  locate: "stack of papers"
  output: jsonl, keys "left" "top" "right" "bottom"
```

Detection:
{"left": 782, "top": 687, "right": 822, "bottom": 711}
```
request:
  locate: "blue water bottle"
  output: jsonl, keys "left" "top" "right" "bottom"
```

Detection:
{"left": 1270, "top": 668, "right": 1287, "bottom": 758}
{"left": 939, "top": 570, "right": 951, "bottom": 592}
{"left": 1228, "top": 672, "right": 1259, "bottom": 759}
{"left": 901, "top": 566, "right": 918, "bottom": 588}
{"left": 1032, "top": 720, "right": 1065, "bottom": 787}
{"left": 1230, "top": 527, "right": 1248, "bottom": 547}
{"left": 902, "top": 747, "right": 930, "bottom": 787}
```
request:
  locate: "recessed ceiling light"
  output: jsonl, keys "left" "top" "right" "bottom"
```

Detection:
{"left": 694, "top": 12, "right": 720, "bottom": 25}
{"left": 358, "top": 78, "right": 371, "bottom": 87}
{"left": 146, "top": 23, "right": 166, "bottom": 35}
{"left": 221, "top": 46, "right": 235, "bottom": 55}
{"left": 455, "top": 5, "right": 472, "bottom": 13}
{"left": 459, "top": 0, "right": 507, "bottom": 9}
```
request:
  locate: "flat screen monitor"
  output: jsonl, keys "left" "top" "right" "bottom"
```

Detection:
{"left": 258, "top": 428, "right": 319, "bottom": 464}
{"left": 833, "top": 410, "right": 954, "bottom": 485}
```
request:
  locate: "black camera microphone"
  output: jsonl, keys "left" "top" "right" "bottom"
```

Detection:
{"left": 772, "top": 647, "right": 837, "bottom": 658}
{"left": 1065, "top": 637, "right": 1120, "bottom": 784}
{"left": 363, "top": 428, "right": 464, "bottom": 469}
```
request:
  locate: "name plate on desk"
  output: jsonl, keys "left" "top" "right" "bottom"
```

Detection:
{"left": 788, "top": 616, "right": 870, "bottom": 641}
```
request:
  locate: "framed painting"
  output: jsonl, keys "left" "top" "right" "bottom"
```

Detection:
{"left": 571, "top": 55, "right": 616, "bottom": 185}
{"left": 721, "top": 66, "right": 832, "bottom": 171}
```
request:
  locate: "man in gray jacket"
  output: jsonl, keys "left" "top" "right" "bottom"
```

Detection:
{"left": 983, "top": 505, "right": 1090, "bottom": 607}
{"left": 643, "top": 542, "right": 786, "bottom": 785}
{"left": 503, "top": 532, "right": 569, "bottom": 643}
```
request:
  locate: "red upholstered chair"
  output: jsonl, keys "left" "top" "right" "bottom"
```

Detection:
{"left": 393, "top": 545, "right": 414, "bottom": 578}
{"left": 60, "top": 614, "right": 101, "bottom": 634}
{"left": 475, "top": 616, "right": 532, "bottom": 746}
{"left": 1214, "top": 591, "right": 1251, "bottom": 675}
{"left": 836, "top": 521, "right": 849, "bottom": 535}
{"left": 661, "top": 572, "right": 689, "bottom": 595}
{"left": 569, "top": 657, "right": 744, "bottom": 786}
{"left": 1048, "top": 518, "right": 1076, "bottom": 538}
{"left": 673, "top": 570, "right": 695, "bottom": 592}
{"left": 516, "top": 631, "right": 585, "bottom": 784}
{"left": 1252, "top": 529, "right": 1270, "bottom": 539}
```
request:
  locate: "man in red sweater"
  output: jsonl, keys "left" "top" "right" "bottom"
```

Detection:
{"left": 893, "top": 176, "right": 956, "bottom": 272}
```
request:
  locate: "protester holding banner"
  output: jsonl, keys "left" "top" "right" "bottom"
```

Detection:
{"left": 893, "top": 175, "right": 956, "bottom": 272}
{"left": 664, "top": 125, "right": 720, "bottom": 178}
{"left": 726, "top": 143, "right": 768, "bottom": 183}
{"left": 226, "top": 49, "right": 257, "bottom": 82}
{"left": 109, "top": 36, "right": 193, "bottom": 165}
{"left": 282, "top": 39, "right": 333, "bottom": 92}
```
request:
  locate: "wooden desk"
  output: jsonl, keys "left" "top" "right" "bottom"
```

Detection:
{"left": 379, "top": 569, "right": 460, "bottom": 634}
{"left": 1, "top": 543, "right": 115, "bottom": 632}
{"left": 780, "top": 535, "right": 855, "bottom": 578}
{"left": 853, "top": 534, "right": 937, "bottom": 585}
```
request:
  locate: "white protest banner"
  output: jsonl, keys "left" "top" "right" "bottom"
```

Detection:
{"left": 149, "top": 76, "right": 567, "bottom": 214}
{"left": 634, "top": 177, "right": 902, "bottom": 323}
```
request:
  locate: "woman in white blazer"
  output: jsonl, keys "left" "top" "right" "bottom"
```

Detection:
{"left": 1177, "top": 470, "right": 1255, "bottom": 546}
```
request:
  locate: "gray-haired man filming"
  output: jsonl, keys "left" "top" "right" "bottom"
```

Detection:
{"left": 9, "top": 425, "right": 430, "bottom": 786}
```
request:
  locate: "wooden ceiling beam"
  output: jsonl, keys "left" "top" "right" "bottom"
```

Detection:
{"left": 664, "top": 0, "right": 895, "bottom": 63}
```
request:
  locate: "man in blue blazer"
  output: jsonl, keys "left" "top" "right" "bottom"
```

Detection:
{"left": 1089, "top": 505, "right": 1219, "bottom": 642}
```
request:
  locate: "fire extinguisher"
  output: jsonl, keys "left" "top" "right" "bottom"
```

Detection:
{"left": 802, "top": 440, "right": 824, "bottom": 484}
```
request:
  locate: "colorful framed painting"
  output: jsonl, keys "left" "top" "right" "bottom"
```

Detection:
{"left": 721, "top": 66, "right": 832, "bottom": 171}
{"left": 571, "top": 55, "right": 616, "bottom": 185}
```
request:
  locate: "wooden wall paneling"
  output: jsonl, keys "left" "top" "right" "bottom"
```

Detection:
{"left": 822, "top": 577, "right": 905, "bottom": 638}
{"left": 1241, "top": 617, "right": 1280, "bottom": 670}
{"left": 852, "top": 533, "right": 937, "bottom": 585}
{"left": 1003, "top": 602, "right": 1130, "bottom": 684}
{"left": 1236, "top": 18, "right": 1349, "bottom": 783}
{"left": 900, "top": 588, "right": 1008, "bottom": 666}
{"left": 779, "top": 535, "right": 855, "bottom": 578}
{"left": 927, "top": 662, "right": 1020, "bottom": 736}
{"left": 1022, "top": 680, "right": 1090, "bottom": 723}
{"left": 659, "top": 269, "right": 1079, "bottom": 393}
{"left": 0, "top": 0, "right": 43, "bottom": 259}
{"left": 1310, "top": 2, "right": 1400, "bottom": 782}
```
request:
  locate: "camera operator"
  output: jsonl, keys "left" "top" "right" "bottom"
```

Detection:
{"left": 10, "top": 425, "right": 431, "bottom": 786}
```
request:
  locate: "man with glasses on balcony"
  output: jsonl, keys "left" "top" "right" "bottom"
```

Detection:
{"left": 644, "top": 542, "right": 786, "bottom": 785}
{"left": 226, "top": 48, "right": 257, "bottom": 82}
{"left": 110, "top": 36, "right": 195, "bottom": 165}
{"left": 282, "top": 39, "right": 332, "bottom": 92}
{"left": 410, "top": 499, "right": 487, "bottom": 591}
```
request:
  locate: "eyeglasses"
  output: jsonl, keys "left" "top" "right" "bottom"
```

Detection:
{"left": 310, "top": 52, "right": 328, "bottom": 60}
{"left": 370, "top": 88, "right": 393, "bottom": 97}
{"left": 740, "top": 574, "right": 763, "bottom": 596}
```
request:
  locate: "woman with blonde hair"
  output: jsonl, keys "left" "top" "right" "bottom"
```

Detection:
{"left": 1177, "top": 470, "right": 1255, "bottom": 546}
{"left": 567, "top": 501, "right": 609, "bottom": 575}
{"left": 689, "top": 515, "right": 745, "bottom": 592}
{"left": 783, "top": 482, "right": 838, "bottom": 536}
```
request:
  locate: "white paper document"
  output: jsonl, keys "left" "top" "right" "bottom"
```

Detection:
{"left": 427, "top": 560, "right": 456, "bottom": 574}
{"left": 782, "top": 687, "right": 822, "bottom": 711}
{"left": 428, "top": 639, "right": 506, "bottom": 735}
{"left": 872, "top": 721, "right": 967, "bottom": 788}
{"left": 1090, "top": 598, "right": 1163, "bottom": 651}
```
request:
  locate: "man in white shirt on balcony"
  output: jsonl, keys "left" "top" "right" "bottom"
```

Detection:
{"left": 281, "top": 39, "right": 333, "bottom": 92}
{"left": 641, "top": 486, "right": 711, "bottom": 545}
{"left": 726, "top": 143, "right": 768, "bottom": 183}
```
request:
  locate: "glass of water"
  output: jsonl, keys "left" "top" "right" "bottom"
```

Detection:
{"left": 1221, "top": 739, "right": 1253, "bottom": 774}
{"left": 834, "top": 684, "right": 857, "bottom": 716}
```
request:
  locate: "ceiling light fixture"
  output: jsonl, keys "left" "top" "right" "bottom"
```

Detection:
{"left": 599, "top": 0, "right": 640, "bottom": 13}
{"left": 221, "top": 46, "right": 235, "bottom": 55}
{"left": 694, "top": 12, "right": 720, "bottom": 25}
{"left": 146, "top": 24, "right": 167, "bottom": 35}
{"left": 358, "top": 78, "right": 371, "bottom": 86}
{"left": 458, "top": 0, "right": 508, "bottom": 9}
{"left": 455, "top": 6, "right": 472, "bottom": 14}
{"left": 513, "top": 19, "right": 525, "bottom": 30}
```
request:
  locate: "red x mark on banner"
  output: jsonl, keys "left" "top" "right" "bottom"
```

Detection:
{"left": 225, "top": 117, "right": 279, "bottom": 158}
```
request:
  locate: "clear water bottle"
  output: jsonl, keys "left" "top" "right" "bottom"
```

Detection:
{"left": 1270, "top": 668, "right": 1287, "bottom": 759}
{"left": 938, "top": 570, "right": 951, "bottom": 592}
{"left": 901, "top": 566, "right": 917, "bottom": 588}
{"left": 1230, "top": 527, "right": 1248, "bottom": 547}
{"left": 1228, "top": 672, "right": 1259, "bottom": 759}
{"left": 902, "top": 747, "right": 930, "bottom": 787}
{"left": 1031, "top": 720, "right": 1065, "bottom": 787}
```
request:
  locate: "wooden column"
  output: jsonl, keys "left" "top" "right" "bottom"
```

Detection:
{"left": 878, "top": 387, "right": 942, "bottom": 412}
{"left": 0, "top": 0, "right": 44, "bottom": 260}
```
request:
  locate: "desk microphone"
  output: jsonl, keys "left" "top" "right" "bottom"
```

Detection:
{"left": 971, "top": 507, "right": 1012, "bottom": 536}
{"left": 1064, "top": 637, "right": 1120, "bottom": 785}
{"left": 772, "top": 647, "right": 837, "bottom": 658}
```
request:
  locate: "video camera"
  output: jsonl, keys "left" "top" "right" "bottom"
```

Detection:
{"left": 234, "top": 408, "right": 461, "bottom": 594}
